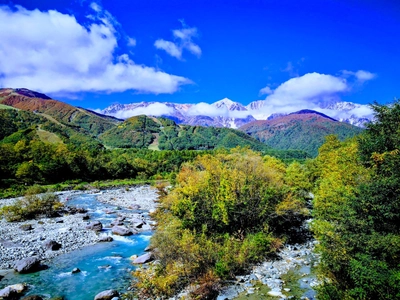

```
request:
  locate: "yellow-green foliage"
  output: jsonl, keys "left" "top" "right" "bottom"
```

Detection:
{"left": 0, "top": 192, "right": 63, "bottom": 222}
{"left": 134, "top": 148, "right": 310, "bottom": 298}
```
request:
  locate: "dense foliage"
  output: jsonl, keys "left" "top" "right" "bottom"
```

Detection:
{"left": 312, "top": 101, "right": 400, "bottom": 299}
{"left": 133, "top": 149, "right": 311, "bottom": 298}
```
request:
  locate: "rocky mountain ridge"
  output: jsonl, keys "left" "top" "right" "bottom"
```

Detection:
{"left": 100, "top": 97, "right": 373, "bottom": 129}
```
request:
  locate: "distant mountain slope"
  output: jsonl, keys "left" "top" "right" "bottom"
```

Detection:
{"left": 99, "top": 115, "right": 269, "bottom": 151}
{"left": 0, "top": 109, "right": 103, "bottom": 151}
{"left": 0, "top": 88, "right": 121, "bottom": 136}
{"left": 239, "top": 110, "right": 363, "bottom": 156}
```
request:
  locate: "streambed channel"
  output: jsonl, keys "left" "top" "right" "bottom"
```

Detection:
{"left": 0, "top": 188, "right": 157, "bottom": 300}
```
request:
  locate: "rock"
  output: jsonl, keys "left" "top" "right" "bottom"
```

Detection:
{"left": 43, "top": 240, "right": 62, "bottom": 251}
{"left": 0, "top": 287, "right": 18, "bottom": 299}
{"left": 19, "top": 224, "right": 33, "bottom": 231}
{"left": 98, "top": 236, "right": 113, "bottom": 242}
{"left": 111, "top": 226, "right": 132, "bottom": 236}
{"left": 0, "top": 274, "right": 3, "bottom": 281}
{"left": 131, "top": 218, "right": 144, "bottom": 228}
{"left": 14, "top": 257, "right": 41, "bottom": 273}
{"left": 55, "top": 219, "right": 64, "bottom": 223}
{"left": 21, "top": 296, "right": 44, "bottom": 300}
{"left": 0, "top": 283, "right": 27, "bottom": 298}
{"left": 94, "top": 289, "right": 119, "bottom": 300}
{"left": 110, "top": 219, "right": 124, "bottom": 226}
{"left": 132, "top": 252, "right": 153, "bottom": 264}
{"left": 82, "top": 214, "right": 90, "bottom": 220}
{"left": 71, "top": 268, "right": 81, "bottom": 274}
{"left": 86, "top": 221, "right": 103, "bottom": 231}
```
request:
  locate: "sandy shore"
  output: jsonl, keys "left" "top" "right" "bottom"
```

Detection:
{"left": 0, "top": 185, "right": 159, "bottom": 270}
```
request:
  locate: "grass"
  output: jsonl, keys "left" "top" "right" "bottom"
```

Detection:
{"left": 37, "top": 127, "right": 63, "bottom": 144}
{"left": 0, "top": 104, "right": 18, "bottom": 110}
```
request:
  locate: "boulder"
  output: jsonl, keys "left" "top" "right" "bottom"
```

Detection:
{"left": 14, "top": 257, "right": 41, "bottom": 274}
{"left": 94, "top": 289, "right": 119, "bottom": 300}
{"left": 82, "top": 214, "right": 90, "bottom": 220}
{"left": 131, "top": 218, "right": 144, "bottom": 228}
{"left": 132, "top": 252, "right": 153, "bottom": 264}
{"left": 43, "top": 240, "right": 62, "bottom": 251}
{"left": 111, "top": 226, "right": 132, "bottom": 236}
{"left": 98, "top": 236, "right": 113, "bottom": 242}
{"left": 86, "top": 221, "right": 103, "bottom": 231}
{"left": 0, "top": 283, "right": 27, "bottom": 298}
{"left": 71, "top": 268, "right": 81, "bottom": 274}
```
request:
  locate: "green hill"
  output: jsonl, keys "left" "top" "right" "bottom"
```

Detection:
{"left": 0, "top": 109, "right": 103, "bottom": 151}
{"left": 99, "top": 115, "right": 270, "bottom": 151}
{"left": 240, "top": 110, "right": 364, "bottom": 156}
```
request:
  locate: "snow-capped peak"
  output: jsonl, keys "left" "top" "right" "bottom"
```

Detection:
{"left": 212, "top": 98, "right": 247, "bottom": 111}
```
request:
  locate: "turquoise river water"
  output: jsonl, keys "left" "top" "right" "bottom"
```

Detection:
{"left": 0, "top": 194, "right": 151, "bottom": 299}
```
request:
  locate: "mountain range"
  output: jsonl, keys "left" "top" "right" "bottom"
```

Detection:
{"left": 100, "top": 97, "right": 373, "bottom": 129}
{"left": 0, "top": 88, "right": 365, "bottom": 157}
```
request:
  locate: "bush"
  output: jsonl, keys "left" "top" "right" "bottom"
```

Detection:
{"left": 133, "top": 149, "right": 307, "bottom": 298}
{"left": 0, "top": 192, "right": 63, "bottom": 222}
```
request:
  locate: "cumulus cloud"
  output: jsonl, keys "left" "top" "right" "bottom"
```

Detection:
{"left": 155, "top": 25, "right": 201, "bottom": 60}
{"left": 252, "top": 71, "right": 375, "bottom": 120}
{"left": 266, "top": 72, "right": 347, "bottom": 108}
{"left": 252, "top": 72, "right": 348, "bottom": 118}
{"left": 0, "top": 4, "right": 191, "bottom": 95}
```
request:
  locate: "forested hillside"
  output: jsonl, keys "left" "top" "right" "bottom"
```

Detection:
{"left": 131, "top": 101, "right": 400, "bottom": 299}
{"left": 240, "top": 110, "right": 363, "bottom": 156}
{"left": 311, "top": 101, "right": 400, "bottom": 299}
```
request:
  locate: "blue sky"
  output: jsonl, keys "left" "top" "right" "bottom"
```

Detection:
{"left": 0, "top": 0, "right": 399, "bottom": 111}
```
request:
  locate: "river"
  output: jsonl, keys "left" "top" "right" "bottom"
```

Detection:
{"left": 0, "top": 193, "right": 151, "bottom": 299}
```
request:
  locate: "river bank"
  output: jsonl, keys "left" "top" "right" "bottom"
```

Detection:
{"left": 0, "top": 185, "right": 159, "bottom": 270}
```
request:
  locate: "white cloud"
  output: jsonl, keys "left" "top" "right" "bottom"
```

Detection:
{"left": 154, "top": 40, "right": 182, "bottom": 59}
{"left": 251, "top": 72, "right": 348, "bottom": 118}
{"left": 267, "top": 72, "right": 347, "bottom": 106}
{"left": 0, "top": 4, "right": 191, "bottom": 95}
{"left": 111, "top": 103, "right": 175, "bottom": 119}
{"left": 89, "top": 2, "right": 101, "bottom": 13}
{"left": 342, "top": 70, "right": 376, "bottom": 83}
{"left": 127, "top": 37, "right": 136, "bottom": 47}
{"left": 155, "top": 25, "right": 201, "bottom": 59}
{"left": 259, "top": 86, "right": 273, "bottom": 96}
{"left": 187, "top": 102, "right": 251, "bottom": 119}
{"left": 252, "top": 71, "right": 376, "bottom": 121}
